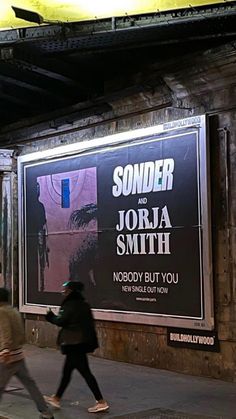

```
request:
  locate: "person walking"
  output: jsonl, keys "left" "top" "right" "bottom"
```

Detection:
{"left": 44, "top": 280, "right": 109, "bottom": 413}
{"left": 0, "top": 287, "right": 54, "bottom": 419}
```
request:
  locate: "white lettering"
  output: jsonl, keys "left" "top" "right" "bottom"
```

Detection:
{"left": 112, "top": 159, "right": 175, "bottom": 197}
{"left": 116, "top": 233, "right": 171, "bottom": 255}
{"left": 116, "top": 206, "right": 172, "bottom": 231}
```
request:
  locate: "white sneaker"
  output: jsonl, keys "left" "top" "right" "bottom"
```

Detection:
{"left": 43, "top": 395, "right": 61, "bottom": 409}
{"left": 88, "top": 401, "right": 109, "bottom": 413}
{"left": 39, "top": 414, "right": 55, "bottom": 419}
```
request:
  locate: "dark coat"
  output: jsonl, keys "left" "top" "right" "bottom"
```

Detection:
{"left": 45, "top": 291, "right": 98, "bottom": 353}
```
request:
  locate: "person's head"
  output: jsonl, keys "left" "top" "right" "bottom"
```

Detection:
{"left": 0, "top": 288, "right": 10, "bottom": 303}
{"left": 61, "top": 281, "right": 84, "bottom": 297}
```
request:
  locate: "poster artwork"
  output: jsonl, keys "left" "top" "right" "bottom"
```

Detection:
{"left": 32, "top": 168, "right": 97, "bottom": 293}
{"left": 24, "top": 129, "right": 204, "bottom": 321}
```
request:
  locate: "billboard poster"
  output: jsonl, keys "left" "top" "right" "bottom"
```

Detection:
{"left": 18, "top": 116, "right": 214, "bottom": 329}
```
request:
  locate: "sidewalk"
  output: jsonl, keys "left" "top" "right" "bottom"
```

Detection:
{"left": 0, "top": 345, "right": 236, "bottom": 419}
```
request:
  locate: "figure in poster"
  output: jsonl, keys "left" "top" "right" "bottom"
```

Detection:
{"left": 35, "top": 182, "right": 49, "bottom": 291}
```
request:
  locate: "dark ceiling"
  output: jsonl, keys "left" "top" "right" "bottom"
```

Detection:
{"left": 1, "top": 2, "right": 236, "bottom": 133}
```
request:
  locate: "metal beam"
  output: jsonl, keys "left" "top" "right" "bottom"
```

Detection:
{"left": 12, "top": 38, "right": 95, "bottom": 87}
{"left": 0, "top": 82, "right": 54, "bottom": 109}
{"left": 6, "top": 54, "right": 93, "bottom": 94}
{"left": 1, "top": 3, "right": 236, "bottom": 45}
{"left": 0, "top": 73, "right": 50, "bottom": 95}
{"left": 9, "top": 58, "right": 80, "bottom": 86}
{"left": 0, "top": 61, "right": 79, "bottom": 100}
{"left": 0, "top": 91, "right": 30, "bottom": 107}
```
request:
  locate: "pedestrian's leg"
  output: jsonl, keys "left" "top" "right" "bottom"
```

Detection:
{"left": 55, "top": 354, "right": 74, "bottom": 398}
{"left": 75, "top": 352, "right": 103, "bottom": 400}
{"left": 0, "top": 363, "right": 14, "bottom": 401}
{"left": 15, "top": 360, "right": 52, "bottom": 417}
{"left": 75, "top": 352, "right": 109, "bottom": 413}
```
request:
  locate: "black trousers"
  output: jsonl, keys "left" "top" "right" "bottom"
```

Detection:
{"left": 56, "top": 345, "right": 103, "bottom": 401}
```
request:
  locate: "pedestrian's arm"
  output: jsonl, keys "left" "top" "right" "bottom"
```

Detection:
{"left": 45, "top": 307, "right": 71, "bottom": 327}
{"left": 0, "top": 313, "right": 12, "bottom": 363}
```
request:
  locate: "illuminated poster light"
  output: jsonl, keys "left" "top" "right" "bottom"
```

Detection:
{"left": 1, "top": 0, "right": 234, "bottom": 30}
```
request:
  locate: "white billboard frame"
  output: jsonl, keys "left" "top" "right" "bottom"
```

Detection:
{"left": 18, "top": 115, "right": 214, "bottom": 330}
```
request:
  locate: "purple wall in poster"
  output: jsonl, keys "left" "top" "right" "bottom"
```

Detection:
{"left": 37, "top": 168, "right": 97, "bottom": 292}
